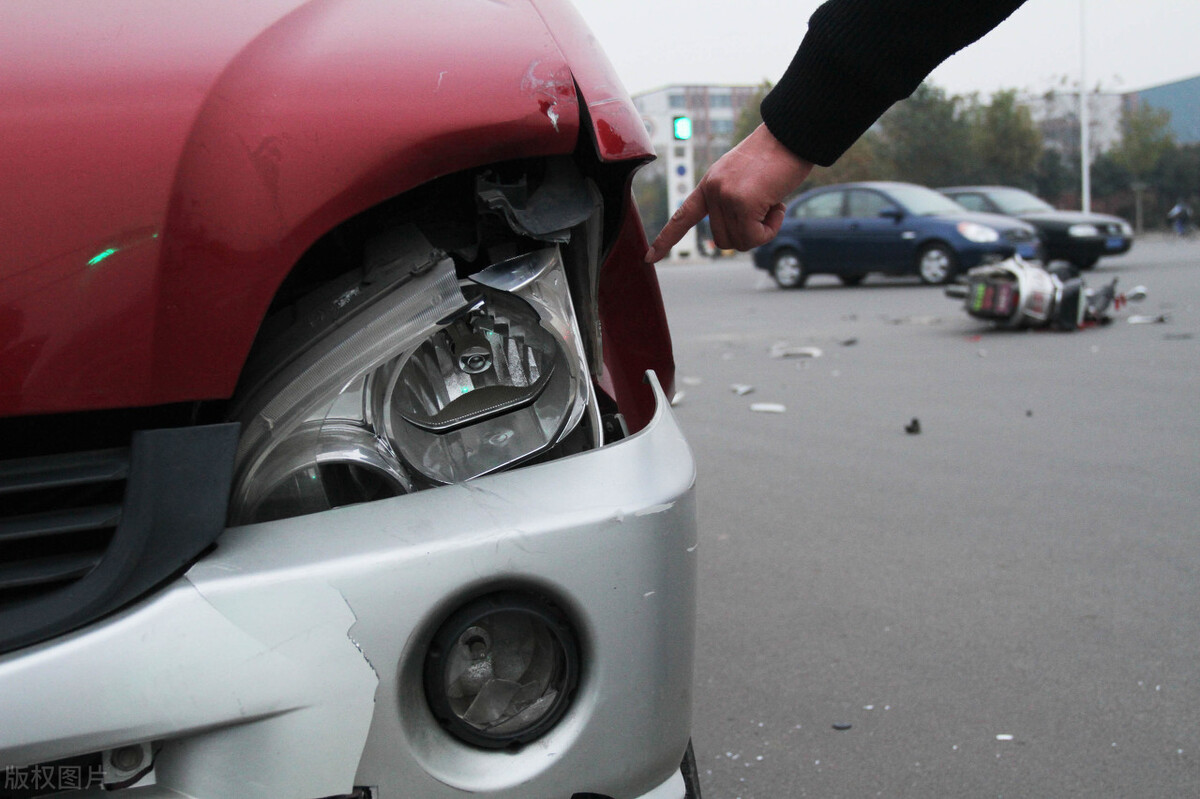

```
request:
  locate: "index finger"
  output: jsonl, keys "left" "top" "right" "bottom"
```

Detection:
{"left": 646, "top": 187, "right": 709, "bottom": 263}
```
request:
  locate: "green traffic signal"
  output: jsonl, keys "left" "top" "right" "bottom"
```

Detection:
{"left": 672, "top": 116, "right": 693, "bottom": 141}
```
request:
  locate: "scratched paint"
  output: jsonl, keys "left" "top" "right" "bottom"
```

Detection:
{"left": 521, "top": 59, "right": 575, "bottom": 133}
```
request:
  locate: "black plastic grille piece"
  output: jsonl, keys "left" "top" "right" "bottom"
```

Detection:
{"left": 0, "top": 449, "right": 128, "bottom": 605}
{"left": 0, "top": 423, "right": 239, "bottom": 655}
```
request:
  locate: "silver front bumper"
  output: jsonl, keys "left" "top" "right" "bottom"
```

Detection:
{"left": 0, "top": 374, "right": 697, "bottom": 799}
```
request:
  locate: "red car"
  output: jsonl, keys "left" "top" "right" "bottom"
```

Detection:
{"left": 0, "top": 3, "right": 700, "bottom": 798}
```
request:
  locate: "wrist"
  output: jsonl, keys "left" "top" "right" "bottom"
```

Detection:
{"left": 750, "top": 124, "right": 813, "bottom": 191}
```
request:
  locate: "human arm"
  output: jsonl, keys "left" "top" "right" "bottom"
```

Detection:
{"left": 646, "top": 0, "right": 1027, "bottom": 263}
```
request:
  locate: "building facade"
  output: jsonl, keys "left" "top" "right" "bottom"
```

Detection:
{"left": 633, "top": 84, "right": 762, "bottom": 172}
{"left": 1125, "top": 73, "right": 1200, "bottom": 145}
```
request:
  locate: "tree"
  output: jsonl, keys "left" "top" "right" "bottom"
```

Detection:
{"left": 731, "top": 80, "right": 772, "bottom": 147}
{"left": 966, "top": 89, "right": 1042, "bottom": 187}
{"left": 1110, "top": 101, "right": 1175, "bottom": 231}
{"left": 1035, "top": 148, "right": 1077, "bottom": 204}
{"left": 632, "top": 163, "right": 668, "bottom": 242}
{"left": 1155, "top": 143, "right": 1200, "bottom": 209}
{"left": 806, "top": 129, "right": 889, "bottom": 187}
{"left": 877, "top": 83, "right": 971, "bottom": 186}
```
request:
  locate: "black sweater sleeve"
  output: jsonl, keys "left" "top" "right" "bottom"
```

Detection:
{"left": 760, "top": 0, "right": 1027, "bottom": 166}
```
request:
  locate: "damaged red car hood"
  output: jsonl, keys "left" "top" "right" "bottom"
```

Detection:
{"left": 0, "top": 0, "right": 650, "bottom": 417}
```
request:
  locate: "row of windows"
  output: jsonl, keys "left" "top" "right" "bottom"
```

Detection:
{"left": 791, "top": 189, "right": 897, "bottom": 219}
{"left": 654, "top": 115, "right": 735, "bottom": 136}
{"left": 668, "top": 93, "right": 735, "bottom": 110}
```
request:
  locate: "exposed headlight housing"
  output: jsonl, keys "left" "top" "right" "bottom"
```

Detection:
{"left": 228, "top": 245, "right": 597, "bottom": 525}
{"left": 1068, "top": 223, "right": 1100, "bottom": 237}
{"left": 376, "top": 251, "right": 590, "bottom": 485}
{"left": 956, "top": 221, "right": 1000, "bottom": 243}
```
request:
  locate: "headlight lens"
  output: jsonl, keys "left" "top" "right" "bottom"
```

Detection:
{"left": 376, "top": 253, "right": 589, "bottom": 485}
{"left": 956, "top": 221, "right": 1000, "bottom": 243}
{"left": 1119, "top": 221, "right": 1134, "bottom": 236}
{"left": 1069, "top": 223, "right": 1100, "bottom": 237}
{"left": 229, "top": 246, "right": 595, "bottom": 525}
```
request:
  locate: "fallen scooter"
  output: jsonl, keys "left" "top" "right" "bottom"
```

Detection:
{"left": 945, "top": 257, "right": 1147, "bottom": 330}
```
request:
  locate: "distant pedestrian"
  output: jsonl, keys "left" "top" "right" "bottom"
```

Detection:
{"left": 646, "top": 0, "right": 1028, "bottom": 262}
{"left": 1167, "top": 199, "right": 1193, "bottom": 237}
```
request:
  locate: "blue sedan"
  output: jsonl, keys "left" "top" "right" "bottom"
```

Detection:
{"left": 753, "top": 181, "right": 1042, "bottom": 288}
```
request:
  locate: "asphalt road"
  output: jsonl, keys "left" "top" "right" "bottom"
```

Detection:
{"left": 655, "top": 237, "right": 1200, "bottom": 798}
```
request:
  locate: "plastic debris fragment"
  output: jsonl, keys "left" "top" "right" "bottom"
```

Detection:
{"left": 1128, "top": 314, "right": 1169, "bottom": 324}
{"left": 770, "top": 343, "right": 823, "bottom": 359}
{"left": 832, "top": 723, "right": 852, "bottom": 731}
{"left": 730, "top": 384, "right": 755, "bottom": 396}
{"left": 750, "top": 403, "right": 786, "bottom": 413}
{"left": 670, "top": 392, "right": 685, "bottom": 407}
{"left": 996, "top": 734, "right": 1014, "bottom": 741}
{"left": 905, "top": 418, "right": 921, "bottom": 434}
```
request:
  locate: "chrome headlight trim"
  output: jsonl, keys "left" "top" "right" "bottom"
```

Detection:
{"left": 229, "top": 247, "right": 597, "bottom": 525}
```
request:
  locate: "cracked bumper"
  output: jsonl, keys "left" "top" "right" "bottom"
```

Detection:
{"left": 0, "top": 375, "right": 697, "bottom": 799}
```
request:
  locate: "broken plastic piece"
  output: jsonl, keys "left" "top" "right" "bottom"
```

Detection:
{"left": 749, "top": 403, "right": 786, "bottom": 414}
{"left": 1128, "top": 314, "right": 1169, "bottom": 324}
{"left": 769, "top": 343, "right": 823, "bottom": 359}
{"left": 730, "top": 384, "right": 755, "bottom": 396}
{"left": 905, "top": 418, "right": 921, "bottom": 434}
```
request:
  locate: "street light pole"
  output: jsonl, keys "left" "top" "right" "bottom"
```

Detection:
{"left": 1079, "top": 0, "right": 1091, "bottom": 212}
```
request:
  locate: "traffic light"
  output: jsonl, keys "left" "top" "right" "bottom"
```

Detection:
{"left": 672, "top": 115, "right": 693, "bottom": 141}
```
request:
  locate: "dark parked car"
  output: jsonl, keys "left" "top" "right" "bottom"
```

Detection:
{"left": 754, "top": 181, "right": 1041, "bottom": 288}
{"left": 939, "top": 185, "right": 1134, "bottom": 270}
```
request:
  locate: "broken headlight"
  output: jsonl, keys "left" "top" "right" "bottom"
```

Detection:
{"left": 229, "top": 246, "right": 596, "bottom": 525}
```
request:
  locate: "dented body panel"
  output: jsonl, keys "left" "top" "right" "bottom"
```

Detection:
{"left": 0, "top": 377, "right": 697, "bottom": 799}
{"left": 0, "top": 0, "right": 654, "bottom": 417}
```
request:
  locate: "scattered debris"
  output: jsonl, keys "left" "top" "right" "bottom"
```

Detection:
{"left": 905, "top": 418, "right": 921, "bottom": 434}
{"left": 679, "top": 376, "right": 703, "bottom": 386}
{"left": 995, "top": 734, "right": 1014, "bottom": 742}
{"left": 730, "top": 384, "right": 755, "bottom": 396}
{"left": 769, "top": 343, "right": 823, "bottom": 359}
{"left": 840, "top": 338, "right": 858, "bottom": 346}
{"left": 750, "top": 403, "right": 787, "bottom": 414}
{"left": 670, "top": 392, "right": 685, "bottom": 407}
{"left": 1128, "top": 314, "right": 1169, "bottom": 324}
{"left": 832, "top": 723, "right": 852, "bottom": 731}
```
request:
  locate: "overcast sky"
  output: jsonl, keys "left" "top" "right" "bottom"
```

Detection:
{"left": 570, "top": 0, "right": 1200, "bottom": 99}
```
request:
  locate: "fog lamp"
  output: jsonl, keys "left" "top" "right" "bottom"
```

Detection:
{"left": 425, "top": 593, "right": 579, "bottom": 749}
